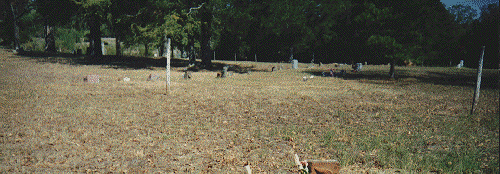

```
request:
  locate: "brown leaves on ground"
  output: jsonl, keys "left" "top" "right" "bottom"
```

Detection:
{"left": 0, "top": 49, "right": 498, "bottom": 173}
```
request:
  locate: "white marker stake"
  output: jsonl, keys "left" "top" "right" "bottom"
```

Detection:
{"left": 471, "top": 46, "right": 485, "bottom": 114}
{"left": 166, "top": 37, "right": 171, "bottom": 94}
{"left": 244, "top": 165, "right": 252, "bottom": 174}
{"left": 294, "top": 154, "right": 304, "bottom": 170}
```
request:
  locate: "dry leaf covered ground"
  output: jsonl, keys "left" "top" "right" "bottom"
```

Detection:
{"left": 0, "top": 49, "right": 498, "bottom": 173}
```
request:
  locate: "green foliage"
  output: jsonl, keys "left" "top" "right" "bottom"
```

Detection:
{"left": 55, "top": 28, "right": 85, "bottom": 52}
{"left": 321, "top": 116, "right": 496, "bottom": 173}
{"left": 367, "top": 35, "right": 402, "bottom": 51}
{"left": 1, "top": 0, "right": 497, "bottom": 67}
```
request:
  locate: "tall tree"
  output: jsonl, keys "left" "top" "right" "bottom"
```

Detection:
{"left": 461, "top": 3, "right": 499, "bottom": 68}
{"left": 78, "top": 0, "right": 110, "bottom": 58}
{"left": 35, "top": 0, "right": 78, "bottom": 52}
{"left": 447, "top": 4, "right": 478, "bottom": 25}
{"left": 5, "top": 0, "right": 31, "bottom": 52}
{"left": 106, "top": 0, "right": 143, "bottom": 56}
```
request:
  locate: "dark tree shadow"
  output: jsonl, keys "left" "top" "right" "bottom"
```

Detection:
{"left": 16, "top": 51, "right": 258, "bottom": 73}
{"left": 304, "top": 68, "right": 499, "bottom": 89}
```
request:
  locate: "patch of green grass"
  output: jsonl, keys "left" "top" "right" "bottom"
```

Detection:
{"left": 320, "top": 111, "right": 498, "bottom": 173}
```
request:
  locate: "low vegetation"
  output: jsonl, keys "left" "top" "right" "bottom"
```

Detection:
{"left": 0, "top": 50, "right": 498, "bottom": 173}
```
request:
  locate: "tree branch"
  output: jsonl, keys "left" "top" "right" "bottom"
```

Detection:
{"left": 188, "top": 2, "right": 205, "bottom": 15}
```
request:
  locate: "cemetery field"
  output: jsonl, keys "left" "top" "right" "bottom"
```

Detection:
{"left": 0, "top": 50, "right": 498, "bottom": 173}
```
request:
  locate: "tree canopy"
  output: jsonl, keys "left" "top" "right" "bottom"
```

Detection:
{"left": 0, "top": 0, "right": 498, "bottom": 68}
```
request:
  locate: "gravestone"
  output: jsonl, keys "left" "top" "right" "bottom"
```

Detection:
{"left": 147, "top": 74, "right": 160, "bottom": 81}
{"left": 83, "top": 75, "right": 99, "bottom": 83}
{"left": 183, "top": 71, "right": 192, "bottom": 79}
{"left": 307, "top": 160, "right": 340, "bottom": 174}
{"left": 352, "top": 63, "right": 363, "bottom": 71}
{"left": 456, "top": 60, "right": 464, "bottom": 68}
{"left": 303, "top": 76, "right": 308, "bottom": 81}
{"left": 357, "top": 63, "right": 363, "bottom": 70}
{"left": 292, "top": 59, "right": 298, "bottom": 69}
{"left": 221, "top": 65, "right": 229, "bottom": 77}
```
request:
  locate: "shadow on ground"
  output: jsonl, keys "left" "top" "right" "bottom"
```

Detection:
{"left": 13, "top": 51, "right": 499, "bottom": 89}
{"left": 304, "top": 68, "right": 499, "bottom": 89}
{"left": 15, "top": 51, "right": 256, "bottom": 73}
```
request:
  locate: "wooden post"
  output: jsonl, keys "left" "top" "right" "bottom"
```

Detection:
{"left": 166, "top": 37, "right": 172, "bottom": 94}
{"left": 471, "top": 46, "right": 485, "bottom": 115}
{"left": 213, "top": 51, "right": 215, "bottom": 60}
{"left": 234, "top": 53, "right": 236, "bottom": 61}
{"left": 255, "top": 54, "right": 257, "bottom": 62}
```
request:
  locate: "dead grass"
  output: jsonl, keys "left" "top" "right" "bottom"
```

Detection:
{"left": 0, "top": 49, "right": 498, "bottom": 173}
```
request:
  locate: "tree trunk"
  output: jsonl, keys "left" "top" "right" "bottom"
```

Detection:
{"left": 44, "top": 23, "right": 56, "bottom": 52}
{"left": 10, "top": 3, "right": 21, "bottom": 52}
{"left": 188, "top": 37, "right": 196, "bottom": 65}
{"left": 158, "top": 42, "right": 164, "bottom": 57}
{"left": 389, "top": 58, "right": 396, "bottom": 79}
{"left": 115, "top": 35, "right": 121, "bottom": 56}
{"left": 200, "top": 8, "right": 212, "bottom": 68}
{"left": 88, "top": 13, "right": 102, "bottom": 58}
{"left": 144, "top": 43, "right": 148, "bottom": 57}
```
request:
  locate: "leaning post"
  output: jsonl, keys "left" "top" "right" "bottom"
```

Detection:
{"left": 166, "top": 37, "right": 172, "bottom": 94}
{"left": 471, "top": 46, "right": 485, "bottom": 115}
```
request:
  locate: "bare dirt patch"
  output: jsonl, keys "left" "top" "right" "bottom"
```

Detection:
{"left": 1, "top": 49, "right": 498, "bottom": 173}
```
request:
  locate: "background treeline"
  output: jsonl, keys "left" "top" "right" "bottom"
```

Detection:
{"left": 0, "top": 0, "right": 498, "bottom": 68}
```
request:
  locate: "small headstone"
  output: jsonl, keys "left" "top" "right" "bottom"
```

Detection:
{"left": 147, "top": 74, "right": 160, "bottom": 81}
{"left": 307, "top": 160, "right": 341, "bottom": 174}
{"left": 183, "top": 71, "right": 192, "bottom": 79}
{"left": 220, "top": 65, "right": 229, "bottom": 78}
{"left": 352, "top": 63, "right": 362, "bottom": 71}
{"left": 83, "top": 75, "right": 100, "bottom": 83}
{"left": 12, "top": 48, "right": 24, "bottom": 55}
{"left": 456, "top": 60, "right": 464, "bottom": 68}
{"left": 123, "top": 77, "right": 130, "bottom": 82}
{"left": 292, "top": 59, "right": 298, "bottom": 69}
{"left": 365, "top": 61, "right": 367, "bottom": 65}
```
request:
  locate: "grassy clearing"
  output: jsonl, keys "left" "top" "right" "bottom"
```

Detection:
{"left": 0, "top": 50, "right": 498, "bottom": 173}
